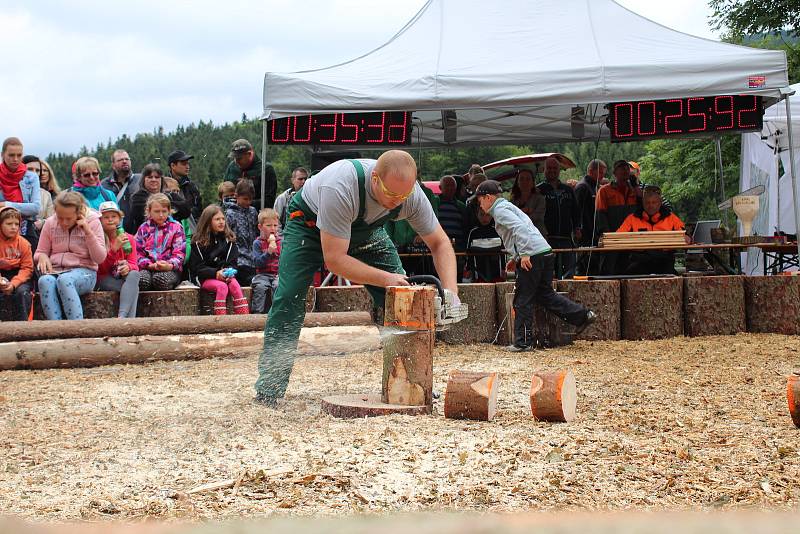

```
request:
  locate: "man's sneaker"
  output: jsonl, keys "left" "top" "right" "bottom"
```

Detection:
{"left": 506, "top": 344, "right": 532, "bottom": 352}
{"left": 176, "top": 280, "right": 198, "bottom": 289}
{"left": 574, "top": 310, "right": 597, "bottom": 335}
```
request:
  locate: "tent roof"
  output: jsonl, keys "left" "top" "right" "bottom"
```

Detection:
{"left": 262, "top": 0, "right": 789, "bottom": 147}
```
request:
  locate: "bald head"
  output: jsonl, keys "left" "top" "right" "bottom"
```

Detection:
{"left": 544, "top": 157, "right": 561, "bottom": 182}
{"left": 375, "top": 150, "right": 417, "bottom": 183}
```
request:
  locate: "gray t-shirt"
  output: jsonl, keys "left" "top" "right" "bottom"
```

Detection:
{"left": 300, "top": 159, "right": 439, "bottom": 240}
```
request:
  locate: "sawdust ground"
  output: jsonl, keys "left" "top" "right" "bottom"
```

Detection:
{"left": 1, "top": 333, "right": 799, "bottom": 522}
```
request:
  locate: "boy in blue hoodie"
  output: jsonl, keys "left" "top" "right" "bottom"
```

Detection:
{"left": 475, "top": 180, "right": 595, "bottom": 351}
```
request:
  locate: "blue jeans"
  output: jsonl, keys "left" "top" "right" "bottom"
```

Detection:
{"left": 38, "top": 268, "right": 97, "bottom": 320}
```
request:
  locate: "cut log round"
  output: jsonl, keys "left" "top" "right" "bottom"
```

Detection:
{"left": 556, "top": 279, "right": 621, "bottom": 340}
{"left": 683, "top": 275, "right": 746, "bottom": 337}
{"left": 438, "top": 283, "right": 496, "bottom": 344}
{"left": 530, "top": 369, "right": 577, "bottom": 423}
{"left": 621, "top": 278, "right": 684, "bottom": 340}
{"left": 136, "top": 289, "right": 200, "bottom": 317}
{"left": 381, "top": 330, "right": 433, "bottom": 411}
{"left": 788, "top": 374, "right": 800, "bottom": 428}
{"left": 494, "top": 282, "right": 516, "bottom": 345}
{"left": 444, "top": 370, "right": 499, "bottom": 421}
{"left": 0, "top": 325, "right": 381, "bottom": 371}
{"left": 744, "top": 276, "right": 800, "bottom": 335}
{"left": 384, "top": 285, "right": 436, "bottom": 330}
{"left": 314, "top": 286, "right": 373, "bottom": 312}
{"left": 320, "top": 394, "right": 429, "bottom": 418}
{"left": 0, "top": 311, "right": 373, "bottom": 343}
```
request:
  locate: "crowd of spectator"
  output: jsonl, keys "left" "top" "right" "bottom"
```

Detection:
{"left": 0, "top": 132, "right": 685, "bottom": 322}
{"left": 0, "top": 135, "right": 284, "bottom": 321}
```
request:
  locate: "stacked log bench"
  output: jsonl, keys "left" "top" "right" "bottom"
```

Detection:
{"left": 0, "top": 277, "right": 798, "bottom": 340}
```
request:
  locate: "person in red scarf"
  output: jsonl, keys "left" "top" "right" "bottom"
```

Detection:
{"left": 0, "top": 137, "right": 41, "bottom": 249}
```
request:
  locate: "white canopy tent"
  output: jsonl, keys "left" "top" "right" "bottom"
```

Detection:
{"left": 260, "top": 0, "right": 797, "bottom": 264}
{"left": 740, "top": 84, "right": 800, "bottom": 273}
{"left": 262, "top": 0, "right": 788, "bottom": 147}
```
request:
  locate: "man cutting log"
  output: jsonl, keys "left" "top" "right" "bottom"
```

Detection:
{"left": 254, "top": 150, "right": 460, "bottom": 407}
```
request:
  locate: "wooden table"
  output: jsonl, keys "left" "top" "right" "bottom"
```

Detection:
{"left": 752, "top": 243, "right": 800, "bottom": 275}
{"left": 551, "top": 243, "right": 750, "bottom": 277}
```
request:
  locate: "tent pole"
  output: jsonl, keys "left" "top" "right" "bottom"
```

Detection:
{"left": 776, "top": 150, "right": 781, "bottom": 233}
{"left": 715, "top": 136, "right": 729, "bottom": 229}
{"left": 261, "top": 120, "right": 267, "bottom": 210}
{"left": 785, "top": 95, "right": 800, "bottom": 261}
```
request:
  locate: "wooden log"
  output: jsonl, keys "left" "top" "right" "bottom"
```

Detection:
{"left": 438, "top": 283, "right": 496, "bottom": 344}
{"left": 530, "top": 369, "right": 577, "bottom": 422}
{"left": 136, "top": 289, "right": 200, "bottom": 317}
{"left": 683, "top": 275, "right": 745, "bottom": 337}
{"left": 0, "top": 325, "right": 381, "bottom": 371}
{"left": 0, "top": 311, "right": 373, "bottom": 343}
{"left": 788, "top": 374, "right": 800, "bottom": 428}
{"left": 198, "top": 287, "right": 253, "bottom": 315}
{"left": 30, "top": 291, "right": 120, "bottom": 320}
{"left": 494, "top": 282, "right": 516, "bottom": 345}
{"left": 381, "top": 330, "right": 433, "bottom": 410}
{"left": 383, "top": 285, "right": 436, "bottom": 330}
{"left": 556, "top": 279, "right": 621, "bottom": 340}
{"left": 313, "top": 286, "right": 372, "bottom": 312}
{"left": 443, "top": 370, "right": 499, "bottom": 421}
{"left": 744, "top": 276, "right": 800, "bottom": 335}
{"left": 320, "top": 394, "right": 429, "bottom": 418}
{"left": 621, "top": 277, "right": 683, "bottom": 340}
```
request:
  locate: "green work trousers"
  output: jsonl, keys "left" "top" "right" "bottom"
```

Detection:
{"left": 254, "top": 218, "right": 404, "bottom": 401}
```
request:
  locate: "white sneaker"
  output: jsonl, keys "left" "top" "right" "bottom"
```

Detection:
{"left": 176, "top": 280, "right": 198, "bottom": 289}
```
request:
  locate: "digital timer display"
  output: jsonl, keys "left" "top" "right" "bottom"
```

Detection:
{"left": 267, "top": 111, "right": 412, "bottom": 145}
{"left": 606, "top": 95, "right": 763, "bottom": 141}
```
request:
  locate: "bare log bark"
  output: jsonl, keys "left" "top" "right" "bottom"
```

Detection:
{"left": 0, "top": 311, "right": 373, "bottom": 343}
{"left": 383, "top": 286, "right": 436, "bottom": 330}
{"left": 381, "top": 330, "right": 434, "bottom": 411}
{"left": 444, "top": 370, "right": 499, "bottom": 421}
{"left": 0, "top": 325, "right": 380, "bottom": 371}
{"left": 320, "top": 394, "right": 429, "bottom": 418}
{"left": 530, "top": 369, "right": 577, "bottom": 423}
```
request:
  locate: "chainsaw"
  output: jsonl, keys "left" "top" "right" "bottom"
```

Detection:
{"left": 406, "top": 275, "right": 469, "bottom": 328}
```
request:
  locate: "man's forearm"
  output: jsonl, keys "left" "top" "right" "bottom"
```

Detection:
{"left": 327, "top": 255, "right": 393, "bottom": 287}
{"left": 428, "top": 237, "right": 458, "bottom": 294}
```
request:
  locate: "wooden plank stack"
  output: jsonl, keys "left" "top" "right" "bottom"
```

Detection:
{"left": 599, "top": 231, "right": 686, "bottom": 249}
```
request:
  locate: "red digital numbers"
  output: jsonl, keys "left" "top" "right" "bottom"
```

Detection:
{"left": 338, "top": 114, "right": 359, "bottom": 143}
{"left": 613, "top": 103, "right": 634, "bottom": 137}
{"left": 737, "top": 95, "right": 759, "bottom": 128}
{"left": 714, "top": 96, "right": 735, "bottom": 130}
{"left": 637, "top": 101, "right": 657, "bottom": 136}
{"left": 270, "top": 117, "right": 290, "bottom": 142}
{"left": 687, "top": 98, "right": 707, "bottom": 132}
{"left": 365, "top": 112, "right": 386, "bottom": 143}
{"left": 663, "top": 99, "right": 683, "bottom": 134}
{"left": 387, "top": 112, "right": 409, "bottom": 143}
{"left": 316, "top": 113, "right": 337, "bottom": 142}
{"left": 268, "top": 112, "right": 410, "bottom": 145}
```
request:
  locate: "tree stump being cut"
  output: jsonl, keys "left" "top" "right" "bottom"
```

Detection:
{"left": 788, "top": 373, "right": 800, "bottom": 428}
{"left": 381, "top": 330, "right": 434, "bottom": 410}
{"left": 320, "top": 394, "right": 429, "bottom": 418}
{"left": 384, "top": 285, "right": 437, "bottom": 330}
{"left": 530, "top": 369, "right": 577, "bottom": 422}
{"left": 444, "top": 370, "right": 499, "bottom": 421}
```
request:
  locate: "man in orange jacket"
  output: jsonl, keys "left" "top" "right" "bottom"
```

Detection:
{"left": 617, "top": 186, "right": 688, "bottom": 275}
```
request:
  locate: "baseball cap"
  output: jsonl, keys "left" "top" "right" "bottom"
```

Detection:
{"left": 613, "top": 160, "right": 631, "bottom": 171}
{"left": 229, "top": 139, "right": 253, "bottom": 158}
{"left": 167, "top": 150, "right": 194, "bottom": 166}
{"left": 475, "top": 180, "right": 503, "bottom": 196}
{"left": 98, "top": 201, "right": 123, "bottom": 215}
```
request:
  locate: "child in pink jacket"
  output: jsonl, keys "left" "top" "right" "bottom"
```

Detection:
{"left": 134, "top": 193, "right": 186, "bottom": 291}
{"left": 34, "top": 191, "right": 106, "bottom": 320}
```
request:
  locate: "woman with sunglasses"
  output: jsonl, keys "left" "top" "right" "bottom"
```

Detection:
{"left": 70, "top": 156, "right": 117, "bottom": 211}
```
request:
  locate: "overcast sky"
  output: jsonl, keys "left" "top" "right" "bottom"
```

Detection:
{"left": 0, "top": 0, "right": 718, "bottom": 158}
